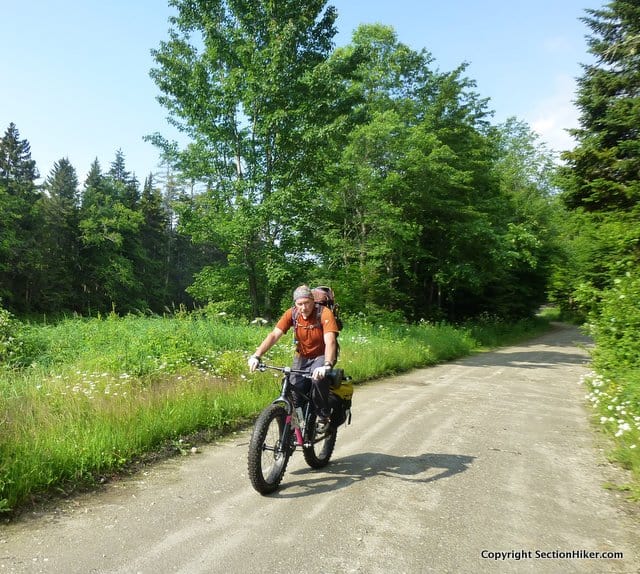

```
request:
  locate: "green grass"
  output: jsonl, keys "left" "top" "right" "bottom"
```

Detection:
{"left": 0, "top": 313, "right": 551, "bottom": 514}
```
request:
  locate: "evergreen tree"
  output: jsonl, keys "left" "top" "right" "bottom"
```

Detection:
{"left": 0, "top": 123, "right": 39, "bottom": 186}
{"left": 0, "top": 123, "right": 42, "bottom": 312}
{"left": 138, "top": 174, "right": 171, "bottom": 311}
{"left": 78, "top": 158, "right": 144, "bottom": 314}
{"left": 38, "top": 158, "right": 81, "bottom": 312}
{"left": 561, "top": 0, "right": 640, "bottom": 214}
{"left": 556, "top": 0, "right": 640, "bottom": 309}
{"left": 82, "top": 159, "right": 106, "bottom": 210}
{"left": 108, "top": 149, "right": 140, "bottom": 209}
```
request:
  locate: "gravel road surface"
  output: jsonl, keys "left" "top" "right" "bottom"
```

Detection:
{"left": 1, "top": 323, "right": 639, "bottom": 574}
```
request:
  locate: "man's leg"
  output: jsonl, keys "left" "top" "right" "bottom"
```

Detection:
{"left": 291, "top": 355, "right": 312, "bottom": 408}
{"left": 308, "top": 356, "right": 331, "bottom": 421}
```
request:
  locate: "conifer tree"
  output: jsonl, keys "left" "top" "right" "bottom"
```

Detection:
{"left": 78, "top": 156, "right": 144, "bottom": 313}
{"left": 561, "top": 0, "right": 640, "bottom": 214}
{"left": 0, "top": 123, "right": 42, "bottom": 312}
{"left": 109, "top": 149, "right": 140, "bottom": 209}
{"left": 38, "top": 158, "right": 81, "bottom": 311}
{"left": 138, "top": 174, "right": 171, "bottom": 310}
{"left": 557, "top": 0, "right": 640, "bottom": 300}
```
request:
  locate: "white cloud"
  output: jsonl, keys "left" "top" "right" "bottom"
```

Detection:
{"left": 528, "top": 74, "right": 580, "bottom": 153}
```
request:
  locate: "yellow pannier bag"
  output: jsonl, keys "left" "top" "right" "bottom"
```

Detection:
{"left": 330, "top": 377, "right": 354, "bottom": 401}
{"left": 327, "top": 369, "right": 353, "bottom": 426}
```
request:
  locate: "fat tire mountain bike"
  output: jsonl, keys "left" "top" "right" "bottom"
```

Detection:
{"left": 247, "top": 363, "right": 348, "bottom": 494}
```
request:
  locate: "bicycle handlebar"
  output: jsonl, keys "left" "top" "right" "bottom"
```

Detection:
{"left": 257, "top": 363, "right": 312, "bottom": 376}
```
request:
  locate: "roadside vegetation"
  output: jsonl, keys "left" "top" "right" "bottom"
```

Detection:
{"left": 580, "top": 274, "right": 640, "bottom": 499}
{"left": 0, "top": 310, "right": 550, "bottom": 515}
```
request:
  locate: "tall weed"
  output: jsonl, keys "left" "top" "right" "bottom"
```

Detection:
{"left": 0, "top": 313, "right": 549, "bottom": 513}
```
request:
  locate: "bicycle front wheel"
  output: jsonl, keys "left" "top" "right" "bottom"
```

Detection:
{"left": 247, "top": 404, "right": 291, "bottom": 494}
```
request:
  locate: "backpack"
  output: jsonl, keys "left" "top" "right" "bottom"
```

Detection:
{"left": 311, "top": 286, "right": 343, "bottom": 331}
{"left": 291, "top": 285, "right": 343, "bottom": 356}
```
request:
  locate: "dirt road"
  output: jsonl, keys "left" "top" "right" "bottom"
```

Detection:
{"left": 1, "top": 324, "right": 638, "bottom": 573}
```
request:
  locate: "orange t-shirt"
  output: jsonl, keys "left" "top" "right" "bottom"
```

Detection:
{"left": 276, "top": 305, "right": 339, "bottom": 358}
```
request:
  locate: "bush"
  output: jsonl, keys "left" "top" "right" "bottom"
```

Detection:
{"left": 589, "top": 271, "right": 640, "bottom": 372}
{"left": 581, "top": 270, "right": 640, "bottom": 496}
{"left": 0, "top": 305, "right": 40, "bottom": 366}
{"left": 0, "top": 305, "right": 16, "bottom": 362}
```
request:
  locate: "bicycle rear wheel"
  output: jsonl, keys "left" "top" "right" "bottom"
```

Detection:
{"left": 247, "top": 404, "right": 291, "bottom": 494}
{"left": 302, "top": 421, "right": 337, "bottom": 469}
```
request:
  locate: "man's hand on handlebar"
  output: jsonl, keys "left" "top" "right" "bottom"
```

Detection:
{"left": 312, "top": 365, "right": 331, "bottom": 380}
{"left": 248, "top": 355, "right": 260, "bottom": 372}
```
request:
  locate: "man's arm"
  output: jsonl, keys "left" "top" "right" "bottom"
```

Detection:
{"left": 323, "top": 331, "right": 337, "bottom": 367}
{"left": 253, "top": 327, "right": 284, "bottom": 359}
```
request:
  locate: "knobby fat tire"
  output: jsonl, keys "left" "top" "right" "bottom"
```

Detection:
{"left": 247, "top": 404, "right": 291, "bottom": 494}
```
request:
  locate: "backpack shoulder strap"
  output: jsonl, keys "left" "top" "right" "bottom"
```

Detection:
{"left": 292, "top": 304, "right": 323, "bottom": 329}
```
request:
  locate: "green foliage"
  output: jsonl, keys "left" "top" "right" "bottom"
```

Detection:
{"left": 0, "top": 305, "right": 47, "bottom": 368}
{"left": 37, "top": 159, "right": 81, "bottom": 312}
{"left": 0, "top": 305, "right": 17, "bottom": 362}
{"left": 10, "top": 313, "right": 260, "bottom": 376}
{"left": 145, "top": 12, "right": 559, "bottom": 323}
{"left": 313, "top": 27, "right": 557, "bottom": 321}
{"left": 537, "top": 305, "right": 562, "bottom": 321}
{"left": 464, "top": 314, "right": 551, "bottom": 349}
{"left": 554, "top": 0, "right": 640, "bottom": 305}
{"left": 0, "top": 123, "right": 42, "bottom": 313}
{"left": 2, "top": 6, "right": 560, "bottom": 325}
{"left": 149, "top": 0, "right": 339, "bottom": 318}
{"left": 588, "top": 271, "right": 640, "bottom": 373}
{"left": 0, "top": 128, "right": 206, "bottom": 317}
{"left": 584, "top": 369, "right": 640, "bottom": 497}
{"left": 79, "top": 162, "right": 146, "bottom": 311}
{"left": 550, "top": 1, "right": 640, "bottom": 496}
{"left": 0, "top": 313, "right": 548, "bottom": 513}
{"left": 561, "top": 0, "right": 640, "bottom": 214}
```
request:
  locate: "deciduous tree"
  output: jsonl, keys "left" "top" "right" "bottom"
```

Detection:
{"left": 149, "top": 0, "right": 338, "bottom": 317}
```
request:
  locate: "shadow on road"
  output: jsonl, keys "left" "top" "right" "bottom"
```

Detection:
{"left": 275, "top": 452, "right": 475, "bottom": 498}
{"left": 449, "top": 324, "right": 593, "bottom": 371}
{"left": 463, "top": 348, "right": 592, "bottom": 370}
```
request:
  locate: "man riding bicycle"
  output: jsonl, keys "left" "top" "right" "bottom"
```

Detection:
{"left": 247, "top": 285, "right": 339, "bottom": 432}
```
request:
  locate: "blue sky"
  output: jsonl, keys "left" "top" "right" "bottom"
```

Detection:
{"left": 1, "top": 0, "right": 601, "bottom": 183}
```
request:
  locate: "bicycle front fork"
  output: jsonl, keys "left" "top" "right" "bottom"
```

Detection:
{"left": 284, "top": 411, "right": 304, "bottom": 448}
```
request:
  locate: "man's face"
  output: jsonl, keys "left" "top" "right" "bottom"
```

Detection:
{"left": 294, "top": 297, "right": 315, "bottom": 318}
